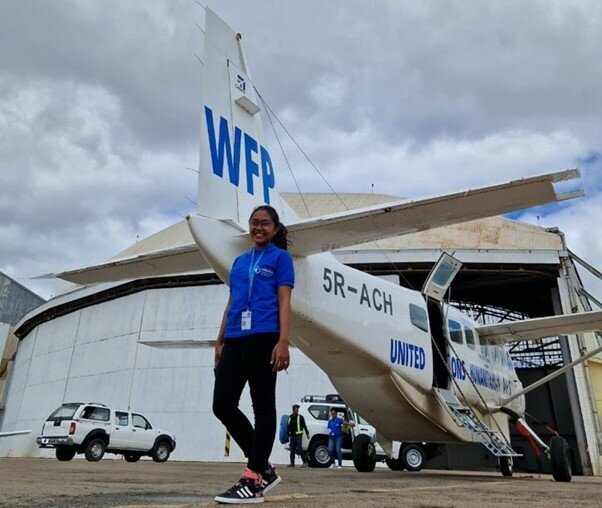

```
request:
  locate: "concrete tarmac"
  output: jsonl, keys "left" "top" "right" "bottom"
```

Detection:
{"left": 0, "top": 458, "right": 600, "bottom": 507}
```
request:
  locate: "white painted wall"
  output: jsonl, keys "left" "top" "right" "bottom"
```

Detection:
{"left": 0, "top": 284, "right": 335, "bottom": 463}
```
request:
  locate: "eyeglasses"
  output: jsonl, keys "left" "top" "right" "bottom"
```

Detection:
{"left": 249, "top": 219, "right": 274, "bottom": 228}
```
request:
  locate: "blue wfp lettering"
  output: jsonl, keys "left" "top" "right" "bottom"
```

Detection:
{"left": 204, "top": 106, "right": 276, "bottom": 204}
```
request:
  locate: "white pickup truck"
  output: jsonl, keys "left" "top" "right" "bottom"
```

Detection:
{"left": 37, "top": 402, "right": 176, "bottom": 462}
{"left": 283, "top": 394, "right": 439, "bottom": 472}
{"left": 283, "top": 394, "right": 387, "bottom": 467}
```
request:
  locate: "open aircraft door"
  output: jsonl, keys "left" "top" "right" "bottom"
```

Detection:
{"left": 422, "top": 253, "right": 463, "bottom": 389}
{"left": 422, "top": 253, "right": 463, "bottom": 302}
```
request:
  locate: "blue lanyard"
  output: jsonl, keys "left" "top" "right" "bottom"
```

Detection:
{"left": 247, "top": 248, "right": 265, "bottom": 309}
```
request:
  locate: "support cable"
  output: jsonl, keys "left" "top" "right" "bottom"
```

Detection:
{"left": 259, "top": 93, "right": 312, "bottom": 218}
{"left": 255, "top": 87, "right": 415, "bottom": 289}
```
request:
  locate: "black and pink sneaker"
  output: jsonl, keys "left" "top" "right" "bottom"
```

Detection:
{"left": 214, "top": 467, "right": 264, "bottom": 504}
{"left": 262, "top": 463, "right": 281, "bottom": 494}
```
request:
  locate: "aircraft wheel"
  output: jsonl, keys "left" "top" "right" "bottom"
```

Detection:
{"left": 499, "top": 456, "right": 513, "bottom": 477}
{"left": 550, "top": 436, "right": 572, "bottom": 482}
{"left": 352, "top": 434, "right": 376, "bottom": 472}
{"left": 400, "top": 444, "right": 425, "bottom": 472}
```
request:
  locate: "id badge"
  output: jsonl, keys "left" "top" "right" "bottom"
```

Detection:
{"left": 241, "top": 310, "right": 252, "bottom": 331}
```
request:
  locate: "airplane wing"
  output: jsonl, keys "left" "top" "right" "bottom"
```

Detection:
{"left": 38, "top": 244, "right": 209, "bottom": 285}
{"left": 476, "top": 310, "right": 602, "bottom": 343}
{"left": 284, "top": 169, "right": 581, "bottom": 257}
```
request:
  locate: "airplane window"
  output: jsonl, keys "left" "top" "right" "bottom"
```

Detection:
{"left": 448, "top": 320, "right": 463, "bottom": 344}
{"left": 480, "top": 341, "right": 488, "bottom": 358}
{"left": 464, "top": 328, "right": 476, "bottom": 350}
{"left": 409, "top": 304, "right": 429, "bottom": 332}
{"left": 432, "top": 261, "right": 455, "bottom": 287}
{"left": 494, "top": 348, "right": 503, "bottom": 366}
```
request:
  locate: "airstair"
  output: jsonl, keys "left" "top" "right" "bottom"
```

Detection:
{"left": 434, "top": 388, "right": 521, "bottom": 457}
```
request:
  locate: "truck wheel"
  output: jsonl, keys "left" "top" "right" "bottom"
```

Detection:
{"left": 499, "top": 456, "right": 513, "bottom": 477}
{"left": 385, "top": 457, "right": 404, "bottom": 471}
{"left": 84, "top": 438, "right": 106, "bottom": 462}
{"left": 352, "top": 434, "right": 376, "bottom": 472}
{"left": 55, "top": 447, "right": 76, "bottom": 461}
{"left": 152, "top": 441, "right": 171, "bottom": 463}
{"left": 307, "top": 439, "right": 331, "bottom": 468}
{"left": 550, "top": 436, "right": 572, "bottom": 482}
{"left": 401, "top": 444, "right": 425, "bottom": 472}
{"left": 124, "top": 452, "right": 141, "bottom": 462}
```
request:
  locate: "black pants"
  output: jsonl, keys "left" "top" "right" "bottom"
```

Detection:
{"left": 213, "top": 333, "right": 278, "bottom": 473}
{"left": 289, "top": 435, "right": 306, "bottom": 465}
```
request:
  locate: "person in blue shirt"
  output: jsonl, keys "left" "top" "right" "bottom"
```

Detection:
{"left": 213, "top": 205, "right": 294, "bottom": 505}
{"left": 327, "top": 409, "right": 345, "bottom": 469}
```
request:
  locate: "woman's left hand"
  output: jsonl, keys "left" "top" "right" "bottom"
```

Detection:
{"left": 271, "top": 341, "right": 290, "bottom": 372}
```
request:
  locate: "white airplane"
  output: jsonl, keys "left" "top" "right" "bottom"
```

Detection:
{"left": 47, "top": 9, "right": 602, "bottom": 482}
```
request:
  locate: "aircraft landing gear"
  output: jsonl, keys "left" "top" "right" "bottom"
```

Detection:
{"left": 511, "top": 415, "right": 572, "bottom": 483}
{"left": 550, "top": 436, "right": 572, "bottom": 483}
{"left": 352, "top": 434, "right": 376, "bottom": 472}
{"left": 400, "top": 443, "right": 425, "bottom": 472}
{"left": 499, "top": 456, "right": 513, "bottom": 477}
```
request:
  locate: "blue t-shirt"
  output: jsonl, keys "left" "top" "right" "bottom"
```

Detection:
{"left": 224, "top": 243, "right": 295, "bottom": 339}
{"left": 327, "top": 417, "right": 344, "bottom": 437}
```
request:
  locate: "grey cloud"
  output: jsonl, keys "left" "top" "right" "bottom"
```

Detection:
{"left": 0, "top": 1, "right": 203, "bottom": 151}
{"left": 1, "top": 0, "right": 601, "bottom": 299}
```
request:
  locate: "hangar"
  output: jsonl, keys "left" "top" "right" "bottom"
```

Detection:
{"left": 0, "top": 193, "right": 600, "bottom": 475}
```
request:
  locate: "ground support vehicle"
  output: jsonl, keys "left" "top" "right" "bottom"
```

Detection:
{"left": 282, "top": 394, "right": 386, "bottom": 468}
{"left": 285, "top": 394, "right": 440, "bottom": 472}
{"left": 37, "top": 403, "right": 176, "bottom": 462}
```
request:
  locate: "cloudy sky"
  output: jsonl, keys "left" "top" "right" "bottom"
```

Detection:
{"left": 1, "top": 0, "right": 601, "bottom": 301}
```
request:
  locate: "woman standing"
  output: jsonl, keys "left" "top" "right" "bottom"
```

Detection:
{"left": 213, "top": 205, "right": 294, "bottom": 504}
{"left": 327, "top": 409, "right": 344, "bottom": 469}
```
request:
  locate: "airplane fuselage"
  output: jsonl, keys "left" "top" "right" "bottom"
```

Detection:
{"left": 188, "top": 215, "right": 525, "bottom": 445}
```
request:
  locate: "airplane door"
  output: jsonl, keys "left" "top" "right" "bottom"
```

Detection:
{"left": 422, "top": 253, "right": 462, "bottom": 389}
{"left": 422, "top": 253, "right": 462, "bottom": 302}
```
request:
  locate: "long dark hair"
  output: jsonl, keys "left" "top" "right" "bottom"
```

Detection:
{"left": 250, "top": 205, "right": 289, "bottom": 250}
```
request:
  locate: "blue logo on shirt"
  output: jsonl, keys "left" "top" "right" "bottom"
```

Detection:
{"left": 255, "top": 266, "right": 274, "bottom": 278}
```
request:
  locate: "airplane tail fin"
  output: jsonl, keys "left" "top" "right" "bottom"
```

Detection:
{"left": 198, "top": 9, "right": 295, "bottom": 227}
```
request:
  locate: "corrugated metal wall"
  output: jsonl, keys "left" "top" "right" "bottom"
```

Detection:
{"left": 0, "top": 273, "right": 45, "bottom": 326}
